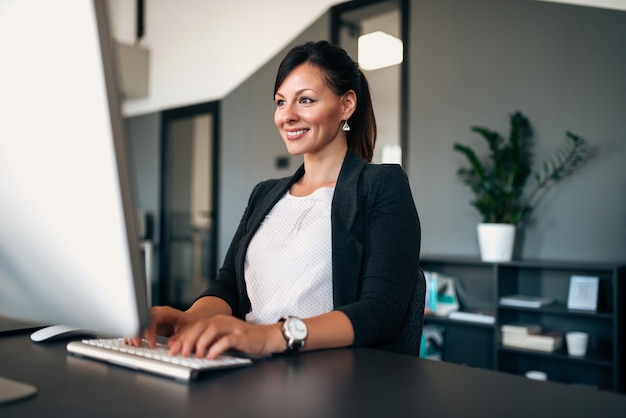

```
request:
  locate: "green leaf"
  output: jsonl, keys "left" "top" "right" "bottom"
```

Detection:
{"left": 453, "top": 111, "right": 590, "bottom": 224}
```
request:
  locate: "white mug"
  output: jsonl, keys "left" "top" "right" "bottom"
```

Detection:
{"left": 566, "top": 332, "right": 589, "bottom": 356}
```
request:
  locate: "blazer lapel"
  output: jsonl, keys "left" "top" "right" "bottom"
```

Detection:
{"left": 331, "top": 151, "right": 365, "bottom": 307}
{"left": 332, "top": 151, "right": 364, "bottom": 231}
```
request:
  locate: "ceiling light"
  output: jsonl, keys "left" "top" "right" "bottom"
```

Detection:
{"left": 358, "top": 31, "right": 403, "bottom": 71}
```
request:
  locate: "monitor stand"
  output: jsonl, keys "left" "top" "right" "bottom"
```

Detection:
{"left": 0, "top": 317, "right": 43, "bottom": 405}
{"left": 0, "top": 376, "right": 37, "bottom": 405}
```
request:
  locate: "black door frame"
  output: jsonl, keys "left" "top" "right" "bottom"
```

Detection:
{"left": 158, "top": 101, "right": 221, "bottom": 307}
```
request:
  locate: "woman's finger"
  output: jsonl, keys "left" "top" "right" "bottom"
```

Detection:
{"left": 169, "top": 319, "right": 216, "bottom": 357}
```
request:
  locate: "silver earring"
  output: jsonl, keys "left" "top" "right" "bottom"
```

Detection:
{"left": 342, "top": 120, "right": 351, "bottom": 132}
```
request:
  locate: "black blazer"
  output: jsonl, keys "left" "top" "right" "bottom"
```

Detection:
{"left": 200, "top": 150, "right": 421, "bottom": 348}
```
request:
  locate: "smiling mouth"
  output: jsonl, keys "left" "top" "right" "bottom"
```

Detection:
{"left": 286, "top": 129, "right": 309, "bottom": 139}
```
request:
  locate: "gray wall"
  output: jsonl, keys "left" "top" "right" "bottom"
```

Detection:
{"left": 126, "top": 0, "right": 626, "bottom": 271}
{"left": 409, "top": 0, "right": 626, "bottom": 262}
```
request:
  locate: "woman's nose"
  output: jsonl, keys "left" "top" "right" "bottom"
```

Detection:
{"left": 280, "top": 103, "right": 298, "bottom": 123}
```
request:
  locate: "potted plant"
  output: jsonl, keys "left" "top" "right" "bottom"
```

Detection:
{"left": 453, "top": 111, "right": 588, "bottom": 262}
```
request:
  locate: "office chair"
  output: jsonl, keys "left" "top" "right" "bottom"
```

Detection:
{"left": 378, "top": 267, "right": 427, "bottom": 356}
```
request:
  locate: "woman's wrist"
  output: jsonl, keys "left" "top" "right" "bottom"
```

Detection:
{"left": 266, "top": 322, "right": 287, "bottom": 354}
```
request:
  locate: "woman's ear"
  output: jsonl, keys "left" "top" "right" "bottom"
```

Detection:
{"left": 342, "top": 90, "right": 357, "bottom": 120}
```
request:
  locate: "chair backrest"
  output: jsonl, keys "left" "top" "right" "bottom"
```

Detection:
{"left": 378, "top": 267, "right": 427, "bottom": 356}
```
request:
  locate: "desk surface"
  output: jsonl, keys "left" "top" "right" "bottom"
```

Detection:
{"left": 2, "top": 332, "right": 625, "bottom": 417}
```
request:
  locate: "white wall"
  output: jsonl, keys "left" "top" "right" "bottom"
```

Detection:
{"left": 108, "top": 0, "right": 343, "bottom": 117}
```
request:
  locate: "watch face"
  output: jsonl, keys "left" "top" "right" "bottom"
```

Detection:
{"left": 286, "top": 318, "right": 307, "bottom": 340}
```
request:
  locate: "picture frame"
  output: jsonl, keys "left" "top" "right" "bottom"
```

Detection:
{"left": 567, "top": 275, "right": 599, "bottom": 311}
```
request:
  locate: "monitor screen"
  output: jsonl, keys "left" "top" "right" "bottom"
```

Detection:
{"left": 0, "top": 0, "right": 150, "bottom": 337}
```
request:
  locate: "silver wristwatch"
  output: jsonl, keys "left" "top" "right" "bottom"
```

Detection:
{"left": 279, "top": 316, "right": 307, "bottom": 353}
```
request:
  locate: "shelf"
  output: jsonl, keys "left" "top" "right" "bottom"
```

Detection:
{"left": 419, "top": 256, "right": 625, "bottom": 393}
{"left": 497, "top": 345, "right": 613, "bottom": 367}
{"left": 497, "top": 303, "right": 614, "bottom": 320}
{"left": 424, "top": 314, "right": 494, "bottom": 329}
{"left": 422, "top": 255, "right": 624, "bottom": 271}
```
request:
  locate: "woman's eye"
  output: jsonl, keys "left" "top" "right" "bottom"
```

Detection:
{"left": 275, "top": 99, "right": 285, "bottom": 107}
{"left": 300, "top": 97, "right": 313, "bottom": 104}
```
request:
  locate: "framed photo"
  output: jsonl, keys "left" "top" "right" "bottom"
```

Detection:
{"left": 567, "top": 275, "right": 599, "bottom": 311}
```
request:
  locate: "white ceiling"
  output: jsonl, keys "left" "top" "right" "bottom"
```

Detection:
{"left": 108, "top": 0, "right": 343, "bottom": 116}
{"left": 108, "top": 0, "right": 626, "bottom": 117}
{"left": 541, "top": 0, "right": 626, "bottom": 10}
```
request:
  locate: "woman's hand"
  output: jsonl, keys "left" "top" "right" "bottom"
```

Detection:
{"left": 125, "top": 305, "right": 190, "bottom": 347}
{"left": 126, "top": 296, "right": 233, "bottom": 348}
{"left": 167, "top": 314, "right": 284, "bottom": 359}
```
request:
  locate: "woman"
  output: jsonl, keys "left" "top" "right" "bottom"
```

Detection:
{"left": 133, "top": 40, "right": 420, "bottom": 359}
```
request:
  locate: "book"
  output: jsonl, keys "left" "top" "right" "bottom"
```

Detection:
{"left": 499, "top": 294, "right": 554, "bottom": 308}
{"left": 526, "top": 332, "right": 563, "bottom": 352}
{"left": 502, "top": 332, "right": 529, "bottom": 347}
{"left": 423, "top": 271, "right": 438, "bottom": 314}
{"left": 423, "top": 271, "right": 460, "bottom": 316}
{"left": 420, "top": 325, "right": 444, "bottom": 361}
{"left": 502, "top": 331, "right": 563, "bottom": 352}
{"left": 500, "top": 323, "right": 542, "bottom": 334}
{"left": 448, "top": 310, "right": 495, "bottom": 324}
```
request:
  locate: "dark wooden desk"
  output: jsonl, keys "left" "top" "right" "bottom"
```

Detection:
{"left": 1, "top": 332, "right": 625, "bottom": 417}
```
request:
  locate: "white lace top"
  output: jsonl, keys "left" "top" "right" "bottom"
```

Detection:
{"left": 244, "top": 187, "right": 335, "bottom": 324}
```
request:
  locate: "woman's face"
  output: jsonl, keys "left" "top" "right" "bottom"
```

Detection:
{"left": 274, "top": 63, "right": 355, "bottom": 158}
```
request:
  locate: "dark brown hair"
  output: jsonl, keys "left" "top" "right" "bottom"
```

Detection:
{"left": 274, "top": 40, "right": 377, "bottom": 162}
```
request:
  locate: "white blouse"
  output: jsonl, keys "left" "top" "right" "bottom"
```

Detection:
{"left": 244, "top": 187, "right": 335, "bottom": 324}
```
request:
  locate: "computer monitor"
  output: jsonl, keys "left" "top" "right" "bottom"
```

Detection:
{"left": 0, "top": 0, "right": 150, "bottom": 338}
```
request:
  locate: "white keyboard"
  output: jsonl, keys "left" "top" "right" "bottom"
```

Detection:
{"left": 67, "top": 338, "right": 253, "bottom": 382}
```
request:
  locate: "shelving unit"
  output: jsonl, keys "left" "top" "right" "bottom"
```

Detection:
{"left": 420, "top": 255, "right": 625, "bottom": 393}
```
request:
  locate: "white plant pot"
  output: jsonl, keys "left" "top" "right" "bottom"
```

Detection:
{"left": 477, "top": 223, "right": 516, "bottom": 262}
